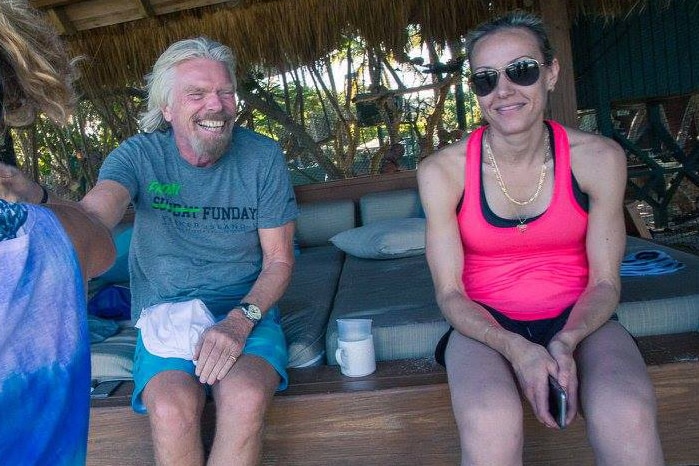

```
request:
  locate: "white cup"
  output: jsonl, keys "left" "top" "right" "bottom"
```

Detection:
{"left": 335, "top": 336, "right": 376, "bottom": 377}
{"left": 337, "top": 318, "right": 373, "bottom": 342}
{"left": 335, "top": 318, "right": 376, "bottom": 377}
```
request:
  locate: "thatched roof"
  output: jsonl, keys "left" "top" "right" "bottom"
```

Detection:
{"left": 29, "top": 0, "right": 652, "bottom": 94}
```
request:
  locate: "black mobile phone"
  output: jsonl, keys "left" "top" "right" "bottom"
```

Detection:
{"left": 90, "top": 380, "right": 122, "bottom": 399}
{"left": 548, "top": 376, "right": 567, "bottom": 429}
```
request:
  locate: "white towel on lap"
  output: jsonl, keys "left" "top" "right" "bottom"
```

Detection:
{"left": 135, "top": 299, "right": 216, "bottom": 360}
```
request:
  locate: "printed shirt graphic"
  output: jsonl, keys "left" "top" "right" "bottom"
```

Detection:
{"left": 98, "top": 126, "right": 298, "bottom": 318}
{"left": 0, "top": 204, "right": 91, "bottom": 465}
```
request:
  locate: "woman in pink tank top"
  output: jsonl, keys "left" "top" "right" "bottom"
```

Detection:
{"left": 418, "top": 10, "right": 663, "bottom": 466}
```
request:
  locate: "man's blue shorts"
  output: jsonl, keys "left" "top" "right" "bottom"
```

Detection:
{"left": 131, "top": 306, "right": 288, "bottom": 414}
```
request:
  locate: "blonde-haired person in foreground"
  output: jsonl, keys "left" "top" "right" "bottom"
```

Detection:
{"left": 0, "top": 1, "right": 115, "bottom": 464}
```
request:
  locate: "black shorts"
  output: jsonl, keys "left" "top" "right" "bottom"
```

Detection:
{"left": 435, "top": 303, "right": 574, "bottom": 367}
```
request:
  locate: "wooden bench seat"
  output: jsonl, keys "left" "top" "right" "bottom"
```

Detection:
{"left": 87, "top": 332, "right": 699, "bottom": 465}
{"left": 89, "top": 171, "right": 697, "bottom": 464}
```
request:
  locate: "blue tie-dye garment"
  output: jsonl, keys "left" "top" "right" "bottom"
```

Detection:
{"left": 0, "top": 201, "right": 90, "bottom": 465}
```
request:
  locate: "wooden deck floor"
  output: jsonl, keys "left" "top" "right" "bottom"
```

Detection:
{"left": 87, "top": 332, "right": 699, "bottom": 465}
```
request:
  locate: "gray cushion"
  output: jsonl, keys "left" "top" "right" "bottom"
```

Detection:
{"left": 296, "top": 199, "right": 356, "bottom": 248}
{"left": 617, "top": 236, "right": 699, "bottom": 336}
{"left": 326, "top": 253, "right": 447, "bottom": 365}
{"left": 359, "top": 189, "right": 422, "bottom": 225}
{"left": 88, "top": 247, "right": 345, "bottom": 377}
{"left": 329, "top": 218, "right": 425, "bottom": 259}
{"left": 280, "top": 246, "right": 345, "bottom": 367}
{"left": 617, "top": 296, "right": 699, "bottom": 336}
{"left": 91, "top": 326, "right": 137, "bottom": 383}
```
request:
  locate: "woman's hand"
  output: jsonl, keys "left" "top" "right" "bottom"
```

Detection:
{"left": 547, "top": 338, "right": 579, "bottom": 426}
{"left": 508, "top": 337, "right": 562, "bottom": 428}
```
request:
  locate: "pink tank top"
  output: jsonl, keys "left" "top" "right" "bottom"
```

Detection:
{"left": 457, "top": 121, "right": 588, "bottom": 320}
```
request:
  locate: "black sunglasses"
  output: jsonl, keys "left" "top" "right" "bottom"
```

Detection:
{"left": 469, "top": 58, "right": 547, "bottom": 97}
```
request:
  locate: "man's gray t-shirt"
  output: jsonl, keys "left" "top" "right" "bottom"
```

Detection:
{"left": 98, "top": 126, "right": 298, "bottom": 319}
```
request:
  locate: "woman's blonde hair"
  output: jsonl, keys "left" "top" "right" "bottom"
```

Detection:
{"left": 0, "top": 0, "right": 78, "bottom": 128}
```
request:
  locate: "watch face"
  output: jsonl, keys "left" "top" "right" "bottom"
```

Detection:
{"left": 242, "top": 303, "right": 262, "bottom": 321}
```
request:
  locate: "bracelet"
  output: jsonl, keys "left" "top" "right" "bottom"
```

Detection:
{"left": 39, "top": 184, "right": 49, "bottom": 204}
{"left": 482, "top": 323, "right": 496, "bottom": 343}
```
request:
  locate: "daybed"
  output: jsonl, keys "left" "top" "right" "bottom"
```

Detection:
{"left": 87, "top": 171, "right": 699, "bottom": 465}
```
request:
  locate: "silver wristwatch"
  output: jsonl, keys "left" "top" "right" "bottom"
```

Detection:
{"left": 238, "top": 302, "right": 262, "bottom": 325}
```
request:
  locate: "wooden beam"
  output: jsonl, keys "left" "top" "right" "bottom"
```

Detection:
{"left": 31, "top": 0, "right": 234, "bottom": 33}
{"left": 29, "top": 0, "right": 81, "bottom": 7}
{"left": 135, "top": 0, "right": 155, "bottom": 17}
{"left": 46, "top": 7, "right": 77, "bottom": 35}
{"left": 539, "top": 0, "right": 579, "bottom": 126}
{"left": 625, "top": 201, "right": 653, "bottom": 239}
{"left": 63, "top": 0, "right": 143, "bottom": 32}
{"left": 293, "top": 170, "right": 418, "bottom": 204}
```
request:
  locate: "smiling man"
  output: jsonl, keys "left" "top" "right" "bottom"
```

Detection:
{"left": 2, "top": 37, "right": 298, "bottom": 465}
{"left": 94, "top": 38, "right": 298, "bottom": 466}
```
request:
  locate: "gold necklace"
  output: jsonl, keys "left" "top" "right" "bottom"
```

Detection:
{"left": 484, "top": 128, "right": 550, "bottom": 207}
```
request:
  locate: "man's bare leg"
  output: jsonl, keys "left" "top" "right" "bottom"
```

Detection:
{"left": 208, "top": 355, "right": 279, "bottom": 466}
{"left": 143, "top": 370, "right": 207, "bottom": 466}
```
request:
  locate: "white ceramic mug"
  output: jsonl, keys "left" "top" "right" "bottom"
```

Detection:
{"left": 335, "top": 335, "right": 376, "bottom": 377}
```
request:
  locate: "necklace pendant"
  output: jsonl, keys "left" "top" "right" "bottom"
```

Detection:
{"left": 517, "top": 223, "right": 527, "bottom": 233}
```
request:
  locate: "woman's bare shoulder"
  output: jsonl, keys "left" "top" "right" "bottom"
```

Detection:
{"left": 563, "top": 125, "right": 627, "bottom": 195}
{"left": 418, "top": 135, "right": 469, "bottom": 180}
{"left": 565, "top": 126, "right": 624, "bottom": 160}
{"left": 417, "top": 135, "right": 470, "bottom": 210}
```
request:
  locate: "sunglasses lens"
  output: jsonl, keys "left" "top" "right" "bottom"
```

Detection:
{"left": 470, "top": 70, "right": 499, "bottom": 97}
{"left": 505, "top": 60, "right": 541, "bottom": 86}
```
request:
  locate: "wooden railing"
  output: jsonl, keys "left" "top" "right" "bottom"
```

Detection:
{"left": 293, "top": 170, "right": 418, "bottom": 204}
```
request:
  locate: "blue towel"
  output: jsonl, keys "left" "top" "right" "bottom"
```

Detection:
{"left": 88, "top": 284, "right": 132, "bottom": 320}
{"left": 620, "top": 249, "right": 685, "bottom": 276}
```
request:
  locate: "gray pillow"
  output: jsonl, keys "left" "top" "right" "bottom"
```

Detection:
{"left": 296, "top": 199, "right": 356, "bottom": 248}
{"left": 329, "top": 218, "right": 425, "bottom": 259}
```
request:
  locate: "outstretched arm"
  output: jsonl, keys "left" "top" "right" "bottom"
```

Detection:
{"left": 48, "top": 203, "right": 116, "bottom": 286}
{"left": 2, "top": 162, "right": 126, "bottom": 284}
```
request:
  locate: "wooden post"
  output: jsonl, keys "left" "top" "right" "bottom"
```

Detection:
{"left": 538, "top": 0, "right": 579, "bottom": 126}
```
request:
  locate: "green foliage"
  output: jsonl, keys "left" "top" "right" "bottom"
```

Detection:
{"left": 18, "top": 31, "right": 481, "bottom": 192}
{"left": 13, "top": 92, "right": 139, "bottom": 199}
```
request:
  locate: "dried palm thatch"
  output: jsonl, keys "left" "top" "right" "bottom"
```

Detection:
{"left": 53, "top": 0, "right": 654, "bottom": 97}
